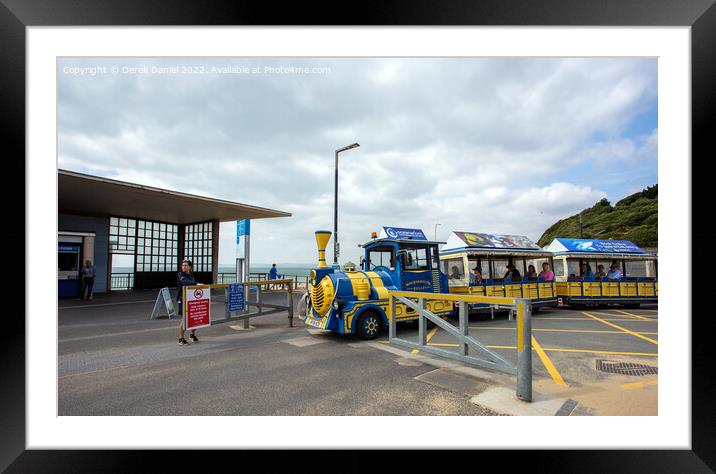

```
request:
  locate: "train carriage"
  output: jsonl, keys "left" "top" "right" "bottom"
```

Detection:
{"left": 544, "top": 238, "right": 658, "bottom": 307}
{"left": 439, "top": 231, "right": 559, "bottom": 312}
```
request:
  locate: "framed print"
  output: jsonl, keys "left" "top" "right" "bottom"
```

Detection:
{"left": 6, "top": 0, "right": 713, "bottom": 470}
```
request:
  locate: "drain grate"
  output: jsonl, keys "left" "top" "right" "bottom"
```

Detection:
{"left": 596, "top": 359, "right": 658, "bottom": 376}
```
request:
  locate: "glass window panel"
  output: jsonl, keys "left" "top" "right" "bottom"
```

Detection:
{"left": 119, "top": 226, "right": 127, "bottom": 236}
{"left": 128, "top": 219, "right": 136, "bottom": 227}
{"left": 128, "top": 227, "right": 135, "bottom": 236}
{"left": 152, "top": 263, "right": 159, "bottom": 272}
{"left": 160, "top": 223, "right": 166, "bottom": 232}
{"left": 110, "top": 226, "right": 118, "bottom": 235}
{"left": 118, "top": 236, "right": 126, "bottom": 246}
{"left": 493, "top": 259, "right": 510, "bottom": 280}
{"left": 111, "top": 217, "right": 118, "bottom": 226}
{"left": 119, "top": 218, "right": 127, "bottom": 227}
{"left": 138, "top": 229, "right": 145, "bottom": 237}
{"left": 566, "top": 259, "right": 581, "bottom": 278}
{"left": 625, "top": 261, "right": 647, "bottom": 278}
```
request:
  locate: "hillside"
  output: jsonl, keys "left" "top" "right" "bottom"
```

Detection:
{"left": 537, "top": 185, "right": 658, "bottom": 248}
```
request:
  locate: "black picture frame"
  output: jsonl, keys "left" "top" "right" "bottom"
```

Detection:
{"left": 5, "top": 0, "right": 713, "bottom": 470}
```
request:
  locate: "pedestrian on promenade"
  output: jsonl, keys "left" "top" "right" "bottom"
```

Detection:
{"left": 269, "top": 263, "right": 279, "bottom": 289}
{"left": 81, "top": 259, "right": 96, "bottom": 300}
{"left": 177, "top": 259, "right": 201, "bottom": 345}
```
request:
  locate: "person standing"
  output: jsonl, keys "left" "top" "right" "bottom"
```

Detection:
{"left": 269, "top": 263, "right": 279, "bottom": 289}
{"left": 81, "top": 259, "right": 96, "bottom": 300}
{"left": 177, "top": 259, "right": 200, "bottom": 345}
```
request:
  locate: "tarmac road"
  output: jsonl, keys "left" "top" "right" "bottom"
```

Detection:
{"left": 58, "top": 291, "right": 496, "bottom": 416}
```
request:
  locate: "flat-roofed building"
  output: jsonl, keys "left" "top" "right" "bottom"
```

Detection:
{"left": 58, "top": 169, "right": 290, "bottom": 297}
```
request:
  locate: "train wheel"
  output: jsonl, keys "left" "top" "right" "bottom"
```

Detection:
{"left": 356, "top": 311, "right": 382, "bottom": 340}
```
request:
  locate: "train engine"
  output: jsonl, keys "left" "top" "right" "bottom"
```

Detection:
{"left": 303, "top": 227, "right": 453, "bottom": 339}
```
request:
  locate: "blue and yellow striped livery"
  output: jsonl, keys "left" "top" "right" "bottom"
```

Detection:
{"left": 304, "top": 228, "right": 452, "bottom": 340}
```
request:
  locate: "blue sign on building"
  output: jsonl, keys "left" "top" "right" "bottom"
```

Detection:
{"left": 557, "top": 238, "right": 645, "bottom": 254}
{"left": 227, "top": 283, "right": 245, "bottom": 311}
{"left": 381, "top": 227, "right": 428, "bottom": 241}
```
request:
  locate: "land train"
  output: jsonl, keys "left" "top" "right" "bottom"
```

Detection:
{"left": 303, "top": 227, "right": 453, "bottom": 339}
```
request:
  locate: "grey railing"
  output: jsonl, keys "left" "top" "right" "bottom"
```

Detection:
{"left": 110, "top": 272, "right": 134, "bottom": 290}
{"left": 388, "top": 290, "right": 533, "bottom": 402}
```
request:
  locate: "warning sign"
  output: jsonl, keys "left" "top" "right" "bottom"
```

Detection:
{"left": 185, "top": 287, "right": 211, "bottom": 330}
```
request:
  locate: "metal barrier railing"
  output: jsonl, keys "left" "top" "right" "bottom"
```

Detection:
{"left": 387, "top": 290, "right": 532, "bottom": 402}
{"left": 183, "top": 279, "right": 295, "bottom": 329}
{"left": 110, "top": 272, "right": 134, "bottom": 290}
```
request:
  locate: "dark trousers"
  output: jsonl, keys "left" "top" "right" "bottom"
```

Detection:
{"left": 82, "top": 277, "right": 95, "bottom": 299}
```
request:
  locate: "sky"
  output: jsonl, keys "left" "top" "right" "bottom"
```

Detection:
{"left": 58, "top": 57, "right": 657, "bottom": 267}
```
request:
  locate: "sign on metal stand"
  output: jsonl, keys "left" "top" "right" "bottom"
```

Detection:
{"left": 227, "top": 283, "right": 245, "bottom": 312}
{"left": 236, "top": 219, "right": 251, "bottom": 328}
{"left": 150, "top": 287, "right": 177, "bottom": 319}
{"left": 185, "top": 286, "right": 212, "bottom": 330}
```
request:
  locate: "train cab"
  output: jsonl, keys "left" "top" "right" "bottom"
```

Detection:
{"left": 304, "top": 227, "right": 452, "bottom": 340}
{"left": 439, "top": 231, "right": 558, "bottom": 310}
{"left": 544, "top": 238, "right": 658, "bottom": 307}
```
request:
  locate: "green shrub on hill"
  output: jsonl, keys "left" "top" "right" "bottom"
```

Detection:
{"left": 537, "top": 185, "right": 658, "bottom": 248}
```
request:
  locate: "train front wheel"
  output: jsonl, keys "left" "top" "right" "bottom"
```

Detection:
{"left": 356, "top": 311, "right": 382, "bottom": 340}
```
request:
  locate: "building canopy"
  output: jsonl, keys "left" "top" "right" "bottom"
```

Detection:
{"left": 58, "top": 169, "right": 291, "bottom": 224}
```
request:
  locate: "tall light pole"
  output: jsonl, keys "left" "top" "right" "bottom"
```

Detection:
{"left": 434, "top": 223, "right": 441, "bottom": 241}
{"left": 334, "top": 142, "right": 360, "bottom": 265}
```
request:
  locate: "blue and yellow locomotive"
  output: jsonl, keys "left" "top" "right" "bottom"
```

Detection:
{"left": 303, "top": 227, "right": 453, "bottom": 339}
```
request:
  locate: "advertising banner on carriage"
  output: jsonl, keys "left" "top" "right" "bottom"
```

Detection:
{"left": 185, "top": 287, "right": 211, "bottom": 330}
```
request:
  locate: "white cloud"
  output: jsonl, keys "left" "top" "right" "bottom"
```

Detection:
{"left": 58, "top": 57, "right": 657, "bottom": 266}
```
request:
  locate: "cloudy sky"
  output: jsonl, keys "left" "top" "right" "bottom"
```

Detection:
{"left": 58, "top": 57, "right": 657, "bottom": 267}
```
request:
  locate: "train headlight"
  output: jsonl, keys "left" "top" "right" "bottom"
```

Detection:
{"left": 332, "top": 297, "right": 345, "bottom": 316}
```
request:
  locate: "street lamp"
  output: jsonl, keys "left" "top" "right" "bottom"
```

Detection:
{"left": 434, "top": 223, "right": 441, "bottom": 241}
{"left": 334, "top": 142, "right": 360, "bottom": 265}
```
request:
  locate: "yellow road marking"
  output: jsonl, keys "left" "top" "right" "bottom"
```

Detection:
{"left": 581, "top": 312, "right": 658, "bottom": 345}
{"left": 611, "top": 309, "right": 653, "bottom": 321}
{"left": 621, "top": 380, "right": 658, "bottom": 390}
{"left": 469, "top": 327, "right": 657, "bottom": 335}
{"left": 426, "top": 343, "right": 657, "bottom": 357}
{"left": 542, "top": 347, "right": 657, "bottom": 357}
{"left": 533, "top": 317, "right": 655, "bottom": 322}
{"left": 531, "top": 335, "right": 566, "bottom": 386}
{"left": 411, "top": 325, "right": 439, "bottom": 354}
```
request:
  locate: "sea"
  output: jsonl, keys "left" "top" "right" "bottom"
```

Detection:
{"left": 112, "top": 264, "right": 315, "bottom": 278}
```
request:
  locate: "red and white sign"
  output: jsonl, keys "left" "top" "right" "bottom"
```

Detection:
{"left": 185, "top": 287, "right": 211, "bottom": 330}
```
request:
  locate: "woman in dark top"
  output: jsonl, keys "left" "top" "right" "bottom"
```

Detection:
{"left": 177, "top": 259, "right": 200, "bottom": 345}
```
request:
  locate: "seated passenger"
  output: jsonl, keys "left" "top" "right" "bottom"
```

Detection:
{"left": 469, "top": 266, "right": 484, "bottom": 284}
{"left": 595, "top": 264, "right": 606, "bottom": 280}
{"left": 581, "top": 262, "right": 594, "bottom": 280}
{"left": 504, "top": 264, "right": 522, "bottom": 282}
{"left": 607, "top": 263, "right": 623, "bottom": 280}
{"left": 538, "top": 262, "right": 554, "bottom": 281}
{"left": 450, "top": 266, "right": 462, "bottom": 280}
{"left": 526, "top": 264, "right": 538, "bottom": 280}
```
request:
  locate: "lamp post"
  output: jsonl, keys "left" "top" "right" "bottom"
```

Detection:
{"left": 434, "top": 223, "right": 441, "bottom": 241}
{"left": 334, "top": 142, "right": 360, "bottom": 265}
